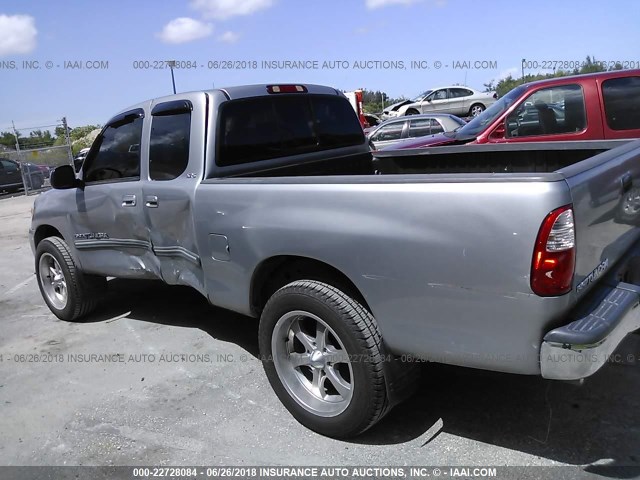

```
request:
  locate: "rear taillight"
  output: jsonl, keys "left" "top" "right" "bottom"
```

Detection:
{"left": 531, "top": 205, "right": 576, "bottom": 296}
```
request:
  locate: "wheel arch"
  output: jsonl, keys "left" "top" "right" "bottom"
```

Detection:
{"left": 34, "top": 224, "right": 64, "bottom": 247}
{"left": 250, "top": 255, "right": 372, "bottom": 317}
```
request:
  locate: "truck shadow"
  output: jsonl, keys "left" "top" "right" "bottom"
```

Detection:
{"left": 89, "top": 278, "right": 260, "bottom": 357}
{"left": 358, "top": 352, "right": 640, "bottom": 471}
{"left": 89, "top": 279, "right": 640, "bottom": 469}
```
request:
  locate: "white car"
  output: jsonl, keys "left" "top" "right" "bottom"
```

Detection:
{"left": 382, "top": 86, "right": 498, "bottom": 119}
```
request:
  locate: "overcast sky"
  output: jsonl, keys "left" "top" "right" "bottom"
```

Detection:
{"left": 1, "top": 0, "right": 639, "bottom": 131}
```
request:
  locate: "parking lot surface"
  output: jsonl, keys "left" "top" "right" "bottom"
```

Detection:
{"left": 0, "top": 194, "right": 639, "bottom": 476}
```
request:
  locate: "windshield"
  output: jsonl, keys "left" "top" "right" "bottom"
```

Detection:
{"left": 453, "top": 85, "right": 526, "bottom": 138}
{"left": 412, "top": 90, "right": 432, "bottom": 102}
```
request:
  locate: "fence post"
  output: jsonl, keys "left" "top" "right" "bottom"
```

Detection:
{"left": 11, "top": 121, "right": 29, "bottom": 196}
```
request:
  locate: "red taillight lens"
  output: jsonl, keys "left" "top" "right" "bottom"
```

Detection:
{"left": 531, "top": 205, "right": 576, "bottom": 296}
{"left": 267, "top": 85, "right": 308, "bottom": 94}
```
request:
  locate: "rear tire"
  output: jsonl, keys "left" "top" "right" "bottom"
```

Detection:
{"left": 469, "top": 103, "right": 485, "bottom": 117}
{"left": 259, "top": 280, "right": 388, "bottom": 438}
{"left": 35, "top": 237, "right": 106, "bottom": 321}
{"left": 616, "top": 187, "right": 640, "bottom": 225}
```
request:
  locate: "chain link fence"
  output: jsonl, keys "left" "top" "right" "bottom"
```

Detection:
{"left": 0, "top": 118, "right": 74, "bottom": 196}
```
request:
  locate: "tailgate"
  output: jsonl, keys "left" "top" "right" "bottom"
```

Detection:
{"left": 558, "top": 139, "right": 640, "bottom": 300}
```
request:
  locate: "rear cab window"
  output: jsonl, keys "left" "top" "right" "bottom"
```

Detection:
{"left": 216, "top": 94, "right": 364, "bottom": 167}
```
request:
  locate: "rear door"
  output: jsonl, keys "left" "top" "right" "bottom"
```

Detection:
{"left": 448, "top": 88, "right": 472, "bottom": 116}
{"left": 140, "top": 93, "right": 207, "bottom": 293}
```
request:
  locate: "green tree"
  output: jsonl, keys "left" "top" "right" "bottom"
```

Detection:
{"left": 0, "top": 131, "right": 19, "bottom": 149}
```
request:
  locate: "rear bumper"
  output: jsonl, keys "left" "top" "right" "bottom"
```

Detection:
{"left": 541, "top": 282, "right": 640, "bottom": 380}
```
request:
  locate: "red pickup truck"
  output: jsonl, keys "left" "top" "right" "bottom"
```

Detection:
{"left": 387, "top": 69, "right": 640, "bottom": 149}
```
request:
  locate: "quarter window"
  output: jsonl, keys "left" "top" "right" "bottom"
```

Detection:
{"left": 149, "top": 112, "right": 191, "bottom": 180}
{"left": 84, "top": 113, "right": 143, "bottom": 183}
{"left": 602, "top": 76, "right": 640, "bottom": 130}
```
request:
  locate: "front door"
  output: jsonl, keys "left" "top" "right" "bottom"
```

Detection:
{"left": 70, "top": 109, "right": 155, "bottom": 278}
{"left": 421, "top": 89, "right": 449, "bottom": 114}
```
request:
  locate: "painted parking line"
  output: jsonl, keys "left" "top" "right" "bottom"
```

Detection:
{"left": 0, "top": 275, "right": 36, "bottom": 301}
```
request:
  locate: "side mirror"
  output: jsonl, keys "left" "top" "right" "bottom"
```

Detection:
{"left": 489, "top": 123, "right": 506, "bottom": 140}
{"left": 51, "top": 165, "right": 84, "bottom": 189}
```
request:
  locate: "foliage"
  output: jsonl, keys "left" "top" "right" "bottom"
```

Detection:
{"left": 361, "top": 90, "right": 407, "bottom": 114}
{"left": 0, "top": 124, "right": 101, "bottom": 152}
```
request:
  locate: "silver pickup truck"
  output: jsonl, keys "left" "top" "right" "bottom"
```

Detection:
{"left": 30, "top": 84, "right": 640, "bottom": 438}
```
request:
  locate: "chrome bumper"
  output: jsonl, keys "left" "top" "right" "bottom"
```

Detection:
{"left": 541, "top": 282, "right": 640, "bottom": 380}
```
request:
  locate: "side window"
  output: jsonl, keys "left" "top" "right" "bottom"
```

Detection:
{"left": 1, "top": 159, "right": 17, "bottom": 171}
{"left": 602, "top": 76, "right": 640, "bottom": 130}
{"left": 450, "top": 88, "right": 470, "bottom": 98}
{"left": 433, "top": 90, "right": 448, "bottom": 100}
{"left": 429, "top": 118, "right": 444, "bottom": 134}
{"left": 149, "top": 112, "right": 191, "bottom": 180}
{"left": 373, "top": 122, "right": 404, "bottom": 141}
{"left": 408, "top": 119, "right": 432, "bottom": 138}
{"left": 84, "top": 113, "right": 143, "bottom": 183}
{"left": 506, "top": 84, "right": 585, "bottom": 138}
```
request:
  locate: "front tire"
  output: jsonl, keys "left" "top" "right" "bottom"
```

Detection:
{"left": 405, "top": 108, "right": 419, "bottom": 116}
{"left": 259, "top": 280, "right": 388, "bottom": 438}
{"left": 35, "top": 237, "right": 106, "bottom": 321}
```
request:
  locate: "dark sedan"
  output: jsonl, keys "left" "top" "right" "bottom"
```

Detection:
{"left": 0, "top": 158, "right": 45, "bottom": 192}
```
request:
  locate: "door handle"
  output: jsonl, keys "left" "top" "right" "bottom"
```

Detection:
{"left": 145, "top": 195, "right": 159, "bottom": 208}
{"left": 122, "top": 194, "right": 136, "bottom": 207}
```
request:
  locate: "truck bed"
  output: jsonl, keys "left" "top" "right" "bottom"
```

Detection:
{"left": 226, "top": 140, "right": 631, "bottom": 178}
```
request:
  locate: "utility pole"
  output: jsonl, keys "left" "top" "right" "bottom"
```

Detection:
{"left": 521, "top": 58, "right": 526, "bottom": 84}
{"left": 167, "top": 60, "right": 177, "bottom": 94}
{"left": 61, "top": 117, "right": 74, "bottom": 167}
